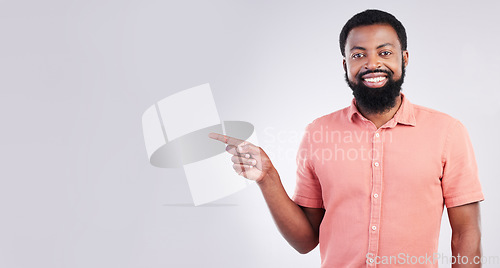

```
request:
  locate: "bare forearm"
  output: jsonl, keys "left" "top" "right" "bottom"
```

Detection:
{"left": 207, "top": 133, "right": 320, "bottom": 253}
{"left": 257, "top": 169, "right": 319, "bottom": 253}
{"left": 451, "top": 230, "right": 482, "bottom": 267}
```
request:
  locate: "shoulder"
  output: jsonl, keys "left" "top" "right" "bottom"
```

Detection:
{"left": 306, "top": 106, "right": 351, "bottom": 130}
{"left": 411, "top": 103, "right": 461, "bottom": 127}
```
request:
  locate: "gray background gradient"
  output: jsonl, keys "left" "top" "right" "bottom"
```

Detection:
{"left": 0, "top": 0, "right": 499, "bottom": 267}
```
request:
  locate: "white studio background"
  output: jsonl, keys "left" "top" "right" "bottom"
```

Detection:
{"left": 0, "top": 1, "right": 499, "bottom": 267}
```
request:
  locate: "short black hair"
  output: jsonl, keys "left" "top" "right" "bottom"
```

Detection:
{"left": 339, "top": 9, "right": 407, "bottom": 57}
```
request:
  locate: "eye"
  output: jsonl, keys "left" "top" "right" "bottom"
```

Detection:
{"left": 380, "top": 51, "right": 392, "bottom": 56}
{"left": 351, "top": 53, "right": 364, "bottom": 59}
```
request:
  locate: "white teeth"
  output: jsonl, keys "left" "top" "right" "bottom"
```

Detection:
{"left": 364, "top": 77, "right": 386, "bottom": 83}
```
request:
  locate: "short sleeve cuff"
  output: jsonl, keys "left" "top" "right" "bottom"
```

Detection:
{"left": 445, "top": 191, "right": 485, "bottom": 208}
{"left": 292, "top": 194, "right": 324, "bottom": 208}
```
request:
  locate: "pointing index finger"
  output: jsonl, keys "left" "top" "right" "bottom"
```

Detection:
{"left": 208, "top": 132, "right": 245, "bottom": 146}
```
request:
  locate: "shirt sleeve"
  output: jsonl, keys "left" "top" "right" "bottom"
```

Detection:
{"left": 292, "top": 123, "right": 324, "bottom": 208}
{"left": 441, "top": 120, "right": 484, "bottom": 208}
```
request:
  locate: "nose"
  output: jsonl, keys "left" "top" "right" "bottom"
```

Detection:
{"left": 364, "top": 54, "right": 381, "bottom": 70}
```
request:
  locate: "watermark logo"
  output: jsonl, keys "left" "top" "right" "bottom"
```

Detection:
{"left": 142, "top": 83, "right": 258, "bottom": 206}
{"left": 263, "top": 126, "right": 392, "bottom": 165}
{"left": 366, "top": 252, "right": 499, "bottom": 265}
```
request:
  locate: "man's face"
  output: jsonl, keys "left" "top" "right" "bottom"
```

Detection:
{"left": 343, "top": 24, "right": 409, "bottom": 114}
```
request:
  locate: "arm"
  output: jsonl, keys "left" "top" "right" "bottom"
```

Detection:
{"left": 258, "top": 169, "right": 325, "bottom": 253}
{"left": 209, "top": 133, "right": 324, "bottom": 253}
{"left": 447, "top": 202, "right": 482, "bottom": 267}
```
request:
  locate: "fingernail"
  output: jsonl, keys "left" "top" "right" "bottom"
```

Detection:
{"left": 252, "top": 160, "right": 257, "bottom": 165}
{"left": 245, "top": 154, "right": 250, "bottom": 158}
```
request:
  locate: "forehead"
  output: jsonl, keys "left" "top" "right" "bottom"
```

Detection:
{"left": 345, "top": 24, "right": 401, "bottom": 50}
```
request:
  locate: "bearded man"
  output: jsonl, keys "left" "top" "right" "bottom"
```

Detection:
{"left": 210, "top": 9, "right": 483, "bottom": 268}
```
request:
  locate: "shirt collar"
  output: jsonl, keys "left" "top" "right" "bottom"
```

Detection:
{"left": 347, "top": 93, "right": 417, "bottom": 127}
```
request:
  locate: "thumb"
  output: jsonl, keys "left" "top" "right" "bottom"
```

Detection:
{"left": 237, "top": 142, "right": 260, "bottom": 155}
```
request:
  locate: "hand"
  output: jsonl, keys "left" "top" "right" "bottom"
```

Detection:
{"left": 208, "top": 133, "right": 274, "bottom": 183}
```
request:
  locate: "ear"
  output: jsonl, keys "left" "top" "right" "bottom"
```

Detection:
{"left": 343, "top": 58, "right": 347, "bottom": 72}
{"left": 403, "top": 50, "right": 409, "bottom": 67}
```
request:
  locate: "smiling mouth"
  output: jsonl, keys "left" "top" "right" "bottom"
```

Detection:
{"left": 364, "top": 76, "right": 386, "bottom": 83}
{"left": 362, "top": 76, "right": 388, "bottom": 88}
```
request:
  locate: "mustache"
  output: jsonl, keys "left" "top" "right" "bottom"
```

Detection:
{"left": 357, "top": 69, "right": 393, "bottom": 79}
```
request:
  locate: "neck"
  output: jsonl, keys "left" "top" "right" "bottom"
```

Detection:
{"left": 356, "top": 94, "right": 402, "bottom": 129}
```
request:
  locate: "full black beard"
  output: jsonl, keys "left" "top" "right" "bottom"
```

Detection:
{"left": 345, "top": 64, "right": 405, "bottom": 114}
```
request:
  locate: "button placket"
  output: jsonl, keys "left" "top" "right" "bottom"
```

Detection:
{"left": 367, "top": 130, "right": 384, "bottom": 265}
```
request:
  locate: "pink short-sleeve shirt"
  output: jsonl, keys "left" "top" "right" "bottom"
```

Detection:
{"left": 293, "top": 94, "right": 484, "bottom": 267}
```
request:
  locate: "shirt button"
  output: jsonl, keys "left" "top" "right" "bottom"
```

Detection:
{"left": 373, "top": 193, "right": 379, "bottom": 198}
{"left": 374, "top": 162, "right": 379, "bottom": 167}
{"left": 372, "top": 226, "right": 377, "bottom": 231}
{"left": 375, "top": 133, "right": 380, "bottom": 138}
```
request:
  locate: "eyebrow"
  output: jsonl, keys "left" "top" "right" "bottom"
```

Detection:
{"left": 350, "top": 43, "right": 394, "bottom": 52}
